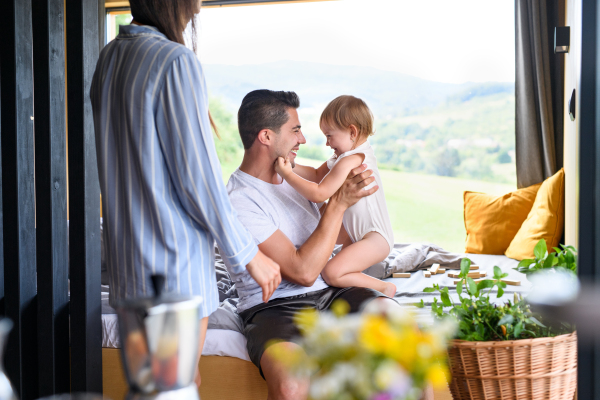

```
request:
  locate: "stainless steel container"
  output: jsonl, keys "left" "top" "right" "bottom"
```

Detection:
{"left": 0, "top": 319, "right": 16, "bottom": 400}
{"left": 116, "top": 275, "right": 202, "bottom": 397}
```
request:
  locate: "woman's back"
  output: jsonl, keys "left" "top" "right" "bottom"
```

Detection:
{"left": 91, "top": 24, "right": 256, "bottom": 316}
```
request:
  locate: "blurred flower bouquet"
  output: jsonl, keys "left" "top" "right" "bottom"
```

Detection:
{"left": 271, "top": 300, "right": 455, "bottom": 400}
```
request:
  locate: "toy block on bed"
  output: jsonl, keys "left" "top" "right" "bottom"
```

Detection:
{"left": 429, "top": 263, "right": 440, "bottom": 274}
{"left": 392, "top": 272, "right": 411, "bottom": 278}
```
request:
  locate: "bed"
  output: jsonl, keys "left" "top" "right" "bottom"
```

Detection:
{"left": 100, "top": 251, "right": 526, "bottom": 400}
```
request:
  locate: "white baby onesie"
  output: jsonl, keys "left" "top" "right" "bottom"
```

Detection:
{"left": 326, "top": 141, "right": 394, "bottom": 252}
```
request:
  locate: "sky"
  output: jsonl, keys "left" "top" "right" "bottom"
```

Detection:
{"left": 197, "top": 0, "right": 515, "bottom": 84}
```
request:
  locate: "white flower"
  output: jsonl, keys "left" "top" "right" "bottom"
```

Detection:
{"left": 374, "top": 361, "right": 411, "bottom": 395}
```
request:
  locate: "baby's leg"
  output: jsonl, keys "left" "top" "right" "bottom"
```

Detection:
{"left": 321, "top": 232, "right": 396, "bottom": 297}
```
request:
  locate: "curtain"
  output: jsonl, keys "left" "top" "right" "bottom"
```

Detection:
{"left": 515, "top": 0, "right": 564, "bottom": 188}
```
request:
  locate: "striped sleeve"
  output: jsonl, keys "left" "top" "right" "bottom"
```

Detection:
{"left": 155, "top": 52, "right": 257, "bottom": 273}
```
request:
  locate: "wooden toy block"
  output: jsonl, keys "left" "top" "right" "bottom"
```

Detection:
{"left": 501, "top": 279, "right": 521, "bottom": 286}
{"left": 392, "top": 273, "right": 411, "bottom": 278}
{"left": 429, "top": 263, "right": 440, "bottom": 274}
{"left": 438, "top": 268, "right": 446, "bottom": 274}
{"left": 454, "top": 279, "right": 483, "bottom": 285}
{"left": 470, "top": 265, "right": 480, "bottom": 270}
{"left": 449, "top": 272, "right": 485, "bottom": 279}
{"left": 480, "top": 271, "right": 487, "bottom": 277}
{"left": 424, "top": 270, "right": 431, "bottom": 278}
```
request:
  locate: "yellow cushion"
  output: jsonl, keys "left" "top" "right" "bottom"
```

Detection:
{"left": 464, "top": 183, "right": 542, "bottom": 255}
{"left": 505, "top": 168, "right": 565, "bottom": 260}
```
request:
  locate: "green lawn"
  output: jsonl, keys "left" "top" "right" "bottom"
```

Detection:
{"left": 219, "top": 156, "right": 515, "bottom": 253}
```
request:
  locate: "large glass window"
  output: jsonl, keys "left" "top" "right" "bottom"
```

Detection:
{"left": 105, "top": 1, "right": 516, "bottom": 253}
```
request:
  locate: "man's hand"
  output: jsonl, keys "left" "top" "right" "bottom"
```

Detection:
{"left": 246, "top": 250, "right": 282, "bottom": 303}
{"left": 274, "top": 157, "right": 293, "bottom": 178}
{"left": 330, "top": 164, "right": 378, "bottom": 209}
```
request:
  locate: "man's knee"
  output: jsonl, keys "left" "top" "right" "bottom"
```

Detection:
{"left": 261, "top": 342, "right": 309, "bottom": 400}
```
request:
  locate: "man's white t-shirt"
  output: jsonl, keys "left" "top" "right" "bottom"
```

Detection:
{"left": 221, "top": 168, "right": 329, "bottom": 312}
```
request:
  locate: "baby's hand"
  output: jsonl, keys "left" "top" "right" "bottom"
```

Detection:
{"left": 274, "top": 157, "right": 293, "bottom": 177}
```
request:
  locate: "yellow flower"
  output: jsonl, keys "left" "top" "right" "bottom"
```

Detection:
{"left": 294, "top": 308, "right": 319, "bottom": 334}
{"left": 331, "top": 299, "right": 350, "bottom": 317}
{"left": 425, "top": 363, "right": 449, "bottom": 389}
{"left": 359, "top": 315, "right": 398, "bottom": 354}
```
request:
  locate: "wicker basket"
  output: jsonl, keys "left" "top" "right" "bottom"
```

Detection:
{"left": 446, "top": 332, "right": 577, "bottom": 400}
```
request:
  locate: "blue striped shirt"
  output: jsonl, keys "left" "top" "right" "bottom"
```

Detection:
{"left": 90, "top": 24, "right": 257, "bottom": 318}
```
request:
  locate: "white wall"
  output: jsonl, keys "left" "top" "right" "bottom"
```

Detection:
{"left": 564, "top": 0, "right": 581, "bottom": 247}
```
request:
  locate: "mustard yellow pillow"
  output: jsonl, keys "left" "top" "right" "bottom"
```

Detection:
{"left": 505, "top": 168, "right": 565, "bottom": 260}
{"left": 464, "top": 183, "right": 542, "bottom": 254}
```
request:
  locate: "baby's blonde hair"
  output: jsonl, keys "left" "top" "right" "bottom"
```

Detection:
{"left": 319, "top": 95, "right": 374, "bottom": 139}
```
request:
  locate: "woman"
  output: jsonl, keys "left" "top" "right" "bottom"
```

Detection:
{"left": 90, "top": 0, "right": 281, "bottom": 387}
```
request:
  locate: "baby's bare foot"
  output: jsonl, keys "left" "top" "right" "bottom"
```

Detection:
{"left": 382, "top": 282, "right": 397, "bottom": 298}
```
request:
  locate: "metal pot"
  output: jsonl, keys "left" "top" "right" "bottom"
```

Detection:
{"left": 116, "top": 275, "right": 202, "bottom": 395}
{"left": 0, "top": 319, "right": 16, "bottom": 400}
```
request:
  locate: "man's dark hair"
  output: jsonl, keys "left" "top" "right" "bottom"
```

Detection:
{"left": 237, "top": 90, "right": 300, "bottom": 150}
{"left": 129, "top": 0, "right": 198, "bottom": 52}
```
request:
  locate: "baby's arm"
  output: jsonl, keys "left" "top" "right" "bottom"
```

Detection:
{"left": 293, "top": 162, "right": 330, "bottom": 183}
{"left": 275, "top": 154, "right": 365, "bottom": 203}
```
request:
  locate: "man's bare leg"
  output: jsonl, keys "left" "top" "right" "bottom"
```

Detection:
{"left": 194, "top": 317, "right": 209, "bottom": 388}
{"left": 261, "top": 342, "right": 309, "bottom": 400}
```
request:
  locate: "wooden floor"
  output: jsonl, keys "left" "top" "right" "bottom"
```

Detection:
{"left": 102, "top": 348, "right": 453, "bottom": 400}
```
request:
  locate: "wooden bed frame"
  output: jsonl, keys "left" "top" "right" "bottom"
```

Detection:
{"left": 102, "top": 348, "right": 452, "bottom": 400}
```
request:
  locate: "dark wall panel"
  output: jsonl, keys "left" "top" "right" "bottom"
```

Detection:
{"left": 32, "top": 0, "right": 70, "bottom": 395}
{"left": 0, "top": 1, "right": 39, "bottom": 399}
{"left": 578, "top": 0, "right": 600, "bottom": 398}
{"left": 66, "top": 0, "right": 102, "bottom": 393}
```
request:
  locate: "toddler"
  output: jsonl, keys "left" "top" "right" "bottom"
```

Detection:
{"left": 274, "top": 95, "right": 396, "bottom": 297}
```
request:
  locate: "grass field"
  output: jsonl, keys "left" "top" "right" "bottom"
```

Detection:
{"left": 220, "top": 157, "right": 515, "bottom": 253}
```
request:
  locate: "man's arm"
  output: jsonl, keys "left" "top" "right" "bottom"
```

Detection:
{"left": 258, "top": 164, "right": 378, "bottom": 286}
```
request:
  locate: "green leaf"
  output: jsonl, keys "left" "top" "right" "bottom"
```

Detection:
{"left": 459, "top": 320, "right": 471, "bottom": 332}
{"left": 456, "top": 280, "right": 463, "bottom": 295}
{"left": 497, "top": 287, "right": 504, "bottom": 298}
{"left": 467, "top": 277, "right": 478, "bottom": 296}
{"left": 544, "top": 253, "right": 556, "bottom": 269}
{"left": 477, "top": 279, "right": 494, "bottom": 291}
{"left": 565, "top": 249, "right": 575, "bottom": 265}
{"left": 514, "top": 321, "right": 523, "bottom": 338}
{"left": 440, "top": 291, "right": 452, "bottom": 307}
{"left": 416, "top": 299, "right": 424, "bottom": 308}
{"left": 553, "top": 247, "right": 563, "bottom": 254}
{"left": 498, "top": 314, "right": 514, "bottom": 326}
{"left": 493, "top": 266, "right": 502, "bottom": 279}
{"left": 527, "top": 316, "right": 546, "bottom": 327}
{"left": 517, "top": 259, "right": 535, "bottom": 269}
{"left": 500, "top": 272, "right": 509, "bottom": 278}
{"left": 534, "top": 239, "right": 547, "bottom": 260}
{"left": 460, "top": 258, "right": 471, "bottom": 276}
{"left": 423, "top": 287, "right": 436, "bottom": 293}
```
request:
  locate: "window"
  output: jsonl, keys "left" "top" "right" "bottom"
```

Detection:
{"left": 105, "top": 0, "right": 516, "bottom": 253}
{"left": 106, "top": 9, "right": 132, "bottom": 42}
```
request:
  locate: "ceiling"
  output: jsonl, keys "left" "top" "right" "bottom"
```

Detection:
{"left": 105, "top": 0, "right": 333, "bottom": 10}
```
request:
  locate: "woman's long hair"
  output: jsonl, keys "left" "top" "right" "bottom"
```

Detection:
{"left": 129, "top": 0, "right": 219, "bottom": 136}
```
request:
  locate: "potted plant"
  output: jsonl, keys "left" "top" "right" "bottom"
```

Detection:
{"left": 421, "top": 240, "right": 577, "bottom": 400}
{"left": 272, "top": 300, "right": 454, "bottom": 400}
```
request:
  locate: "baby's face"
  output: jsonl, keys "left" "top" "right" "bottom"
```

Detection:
{"left": 321, "top": 124, "right": 354, "bottom": 156}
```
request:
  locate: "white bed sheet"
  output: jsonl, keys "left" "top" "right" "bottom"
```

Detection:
{"left": 102, "top": 314, "right": 251, "bottom": 361}
{"left": 101, "top": 254, "right": 524, "bottom": 361}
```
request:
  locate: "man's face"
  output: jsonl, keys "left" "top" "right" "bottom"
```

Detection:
{"left": 273, "top": 108, "right": 305, "bottom": 168}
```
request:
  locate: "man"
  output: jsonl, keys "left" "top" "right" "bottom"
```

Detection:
{"left": 221, "top": 90, "right": 397, "bottom": 400}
